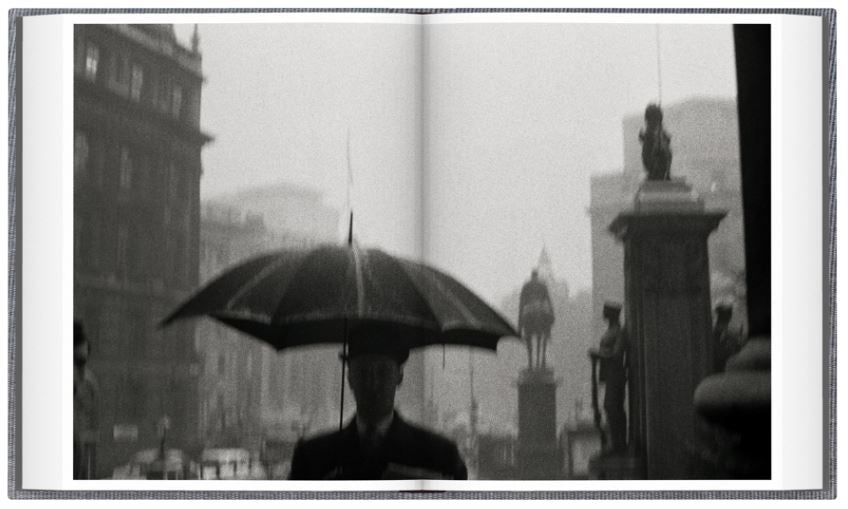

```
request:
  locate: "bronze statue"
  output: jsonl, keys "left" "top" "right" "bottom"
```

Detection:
{"left": 638, "top": 103, "right": 672, "bottom": 180}
{"left": 518, "top": 269, "right": 555, "bottom": 370}
{"left": 589, "top": 302, "right": 627, "bottom": 453}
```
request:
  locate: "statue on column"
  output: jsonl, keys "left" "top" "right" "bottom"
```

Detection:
{"left": 639, "top": 103, "right": 672, "bottom": 180}
{"left": 518, "top": 269, "right": 555, "bottom": 370}
{"left": 589, "top": 302, "right": 628, "bottom": 454}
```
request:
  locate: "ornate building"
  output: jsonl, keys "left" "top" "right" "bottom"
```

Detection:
{"left": 73, "top": 24, "right": 212, "bottom": 477}
{"left": 195, "top": 194, "right": 344, "bottom": 449}
{"left": 196, "top": 204, "right": 269, "bottom": 449}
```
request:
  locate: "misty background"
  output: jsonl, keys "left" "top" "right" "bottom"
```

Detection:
{"left": 172, "top": 20, "right": 738, "bottom": 442}
{"left": 173, "top": 22, "right": 736, "bottom": 299}
{"left": 73, "top": 21, "right": 741, "bottom": 479}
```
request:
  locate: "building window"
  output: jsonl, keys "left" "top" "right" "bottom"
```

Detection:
{"left": 174, "top": 237, "right": 186, "bottom": 283}
{"left": 127, "top": 376, "right": 145, "bottom": 422}
{"left": 119, "top": 147, "right": 133, "bottom": 190}
{"left": 157, "top": 76, "right": 171, "bottom": 112}
{"left": 177, "top": 239, "right": 189, "bottom": 284}
{"left": 84, "top": 214, "right": 102, "bottom": 270}
{"left": 135, "top": 155, "right": 150, "bottom": 196}
{"left": 117, "top": 224, "right": 129, "bottom": 276}
{"left": 74, "top": 217, "right": 81, "bottom": 265}
{"left": 150, "top": 329, "right": 165, "bottom": 359}
{"left": 98, "top": 306, "right": 120, "bottom": 358}
{"left": 168, "top": 162, "right": 179, "bottom": 202}
{"left": 130, "top": 63, "right": 144, "bottom": 102}
{"left": 90, "top": 137, "right": 106, "bottom": 188}
{"left": 112, "top": 53, "right": 129, "bottom": 83}
{"left": 127, "top": 312, "right": 147, "bottom": 359}
{"left": 217, "top": 393, "right": 226, "bottom": 430}
{"left": 171, "top": 84, "right": 183, "bottom": 119}
{"left": 74, "top": 131, "right": 89, "bottom": 177}
{"left": 84, "top": 43, "right": 99, "bottom": 82}
{"left": 148, "top": 391, "right": 163, "bottom": 419}
{"left": 166, "top": 237, "right": 177, "bottom": 280}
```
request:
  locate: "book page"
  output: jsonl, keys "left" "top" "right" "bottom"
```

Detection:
{"left": 420, "top": 12, "right": 824, "bottom": 491}
{"left": 22, "top": 12, "right": 426, "bottom": 490}
{"left": 16, "top": 9, "right": 828, "bottom": 493}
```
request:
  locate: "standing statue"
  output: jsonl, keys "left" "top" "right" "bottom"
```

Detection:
{"left": 518, "top": 269, "right": 555, "bottom": 370}
{"left": 589, "top": 302, "right": 627, "bottom": 454}
{"left": 638, "top": 103, "right": 672, "bottom": 180}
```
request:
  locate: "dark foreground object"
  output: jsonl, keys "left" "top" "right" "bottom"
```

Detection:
{"left": 516, "top": 368, "right": 562, "bottom": 479}
{"left": 288, "top": 414, "right": 467, "bottom": 480}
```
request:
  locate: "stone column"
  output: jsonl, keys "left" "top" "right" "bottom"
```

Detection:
{"left": 516, "top": 367, "right": 560, "bottom": 478}
{"left": 609, "top": 178, "right": 725, "bottom": 479}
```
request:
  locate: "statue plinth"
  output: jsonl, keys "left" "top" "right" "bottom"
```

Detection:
{"left": 634, "top": 178, "right": 704, "bottom": 212}
{"left": 609, "top": 177, "right": 726, "bottom": 480}
{"left": 515, "top": 367, "right": 561, "bottom": 478}
{"left": 588, "top": 451, "right": 645, "bottom": 480}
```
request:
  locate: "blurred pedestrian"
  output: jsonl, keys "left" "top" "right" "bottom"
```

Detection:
{"left": 74, "top": 320, "right": 98, "bottom": 479}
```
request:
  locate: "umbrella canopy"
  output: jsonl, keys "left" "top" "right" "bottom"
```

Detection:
{"left": 163, "top": 243, "right": 518, "bottom": 351}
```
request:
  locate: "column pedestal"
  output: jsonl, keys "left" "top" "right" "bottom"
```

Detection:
{"left": 610, "top": 178, "right": 726, "bottom": 479}
{"left": 516, "top": 367, "right": 561, "bottom": 479}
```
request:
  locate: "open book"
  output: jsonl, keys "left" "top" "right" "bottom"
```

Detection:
{"left": 12, "top": 10, "right": 833, "bottom": 496}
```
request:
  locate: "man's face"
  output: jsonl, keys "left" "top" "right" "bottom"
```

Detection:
{"left": 347, "top": 353, "right": 403, "bottom": 423}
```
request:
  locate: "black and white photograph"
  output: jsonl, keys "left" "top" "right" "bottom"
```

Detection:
{"left": 62, "top": 13, "right": 792, "bottom": 487}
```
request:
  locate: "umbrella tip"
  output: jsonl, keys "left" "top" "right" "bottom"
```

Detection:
{"left": 347, "top": 211, "right": 353, "bottom": 246}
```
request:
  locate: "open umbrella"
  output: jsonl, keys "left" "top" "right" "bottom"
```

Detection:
{"left": 162, "top": 241, "right": 518, "bottom": 430}
{"left": 162, "top": 243, "right": 517, "bottom": 351}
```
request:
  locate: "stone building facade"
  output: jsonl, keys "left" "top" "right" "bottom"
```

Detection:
{"left": 73, "top": 24, "right": 211, "bottom": 477}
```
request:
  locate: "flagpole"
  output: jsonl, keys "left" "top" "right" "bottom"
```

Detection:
{"left": 655, "top": 24, "right": 663, "bottom": 105}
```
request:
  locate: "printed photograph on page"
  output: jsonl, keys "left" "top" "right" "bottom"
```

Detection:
{"left": 72, "top": 21, "right": 767, "bottom": 482}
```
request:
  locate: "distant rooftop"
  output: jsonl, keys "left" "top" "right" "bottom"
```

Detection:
{"left": 130, "top": 24, "right": 177, "bottom": 42}
{"left": 108, "top": 24, "right": 202, "bottom": 75}
{"left": 212, "top": 181, "right": 327, "bottom": 203}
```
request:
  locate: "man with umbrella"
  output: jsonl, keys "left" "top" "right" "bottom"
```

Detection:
{"left": 288, "top": 323, "right": 468, "bottom": 480}
{"left": 163, "top": 242, "right": 516, "bottom": 480}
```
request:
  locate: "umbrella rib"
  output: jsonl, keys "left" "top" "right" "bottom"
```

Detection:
{"left": 434, "top": 280, "right": 482, "bottom": 329}
{"left": 397, "top": 261, "right": 481, "bottom": 330}
{"left": 223, "top": 251, "right": 304, "bottom": 317}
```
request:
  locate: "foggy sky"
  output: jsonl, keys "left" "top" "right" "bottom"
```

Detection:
{"left": 174, "top": 20, "right": 736, "bottom": 307}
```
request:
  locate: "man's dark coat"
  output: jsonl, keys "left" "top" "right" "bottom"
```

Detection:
{"left": 288, "top": 413, "right": 467, "bottom": 480}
